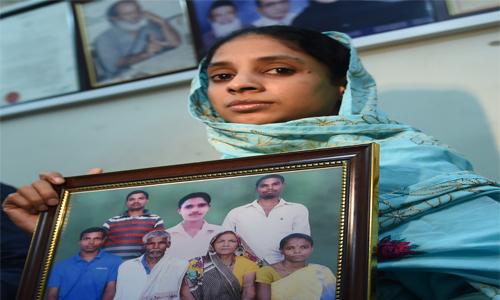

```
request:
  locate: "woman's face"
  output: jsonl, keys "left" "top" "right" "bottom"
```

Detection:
{"left": 212, "top": 232, "right": 239, "bottom": 255}
{"left": 281, "top": 238, "right": 313, "bottom": 263}
{"left": 207, "top": 35, "right": 344, "bottom": 124}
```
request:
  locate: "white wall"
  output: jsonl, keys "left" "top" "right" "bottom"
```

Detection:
{"left": 1, "top": 26, "right": 498, "bottom": 187}
{"left": 361, "top": 26, "right": 499, "bottom": 181}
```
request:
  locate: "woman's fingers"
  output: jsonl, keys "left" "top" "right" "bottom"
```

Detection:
{"left": 3, "top": 190, "right": 41, "bottom": 233}
{"left": 32, "top": 179, "right": 60, "bottom": 206}
{"left": 3, "top": 172, "right": 66, "bottom": 233}
{"left": 39, "top": 171, "right": 65, "bottom": 185}
{"left": 3, "top": 169, "right": 103, "bottom": 234}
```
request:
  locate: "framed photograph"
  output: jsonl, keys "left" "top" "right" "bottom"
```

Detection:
{"left": 186, "top": 0, "right": 309, "bottom": 58}
{"left": 0, "top": 1, "right": 79, "bottom": 106}
{"left": 186, "top": 0, "right": 436, "bottom": 56}
{"left": 20, "top": 144, "right": 378, "bottom": 300}
{"left": 74, "top": 0, "right": 197, "bottom": 87}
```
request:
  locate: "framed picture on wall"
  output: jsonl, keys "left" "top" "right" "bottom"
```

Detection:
{"left": 74, "top": 0, "right": 197, "bottom": 87}
{"left": 19, "top": 144, "right": 379, "bottom": 300}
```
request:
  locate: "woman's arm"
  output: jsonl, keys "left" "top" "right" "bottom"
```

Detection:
{"left": 256, "top": 282, "right": 271, "bottom": 300}
{"left": 241, "top": 272, "right": 256, "bottom": 300}
{"left": 180, "top": 278, "right": 195, "bottom": 300}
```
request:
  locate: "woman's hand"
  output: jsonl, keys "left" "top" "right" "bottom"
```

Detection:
{"left": 2, "top": 168, "right": 102, "bottom": 233}
{"left": 179, "top": 278, "right": 195, "bottom": 300}
{"left": 242, "top": 272, "right": 257, "bottom": 300}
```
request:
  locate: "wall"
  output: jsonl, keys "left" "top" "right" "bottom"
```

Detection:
{"left": 1, "top": 26, "right": 498, "bottom": 187}
{"left": 363, "top": 26, "right": 499, "bottom": 181}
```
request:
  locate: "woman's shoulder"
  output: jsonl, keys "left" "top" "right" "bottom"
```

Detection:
{"left": 257, "top": 265, "right": 275, "bottom": 274}
{"left": 308, "top": 264, "right": 336, "bottom": 280}
{"left": 308, "top": 263, "right": 333, "bottom": 271}
{"left": 235, "top": 255, "right": 257, "bottom": 264}
{"left": 235, "top": 256, "right": 259, "bottom": 270}
{"left": 256, "top": 265, "right": 281, "bottom": 281}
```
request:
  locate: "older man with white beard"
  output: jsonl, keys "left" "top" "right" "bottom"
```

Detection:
{"left": 114, "top": 230, "right": 187, "bottom": 300}
{"left": 94, "top": 0, "right": 180, "bottom": 80}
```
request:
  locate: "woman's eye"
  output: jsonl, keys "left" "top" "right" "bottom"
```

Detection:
{"left": 210, "top": 73, "right": 234, "bottom": 82}
{"left": 266, "top": 67, "right": 295, "bottom": 75}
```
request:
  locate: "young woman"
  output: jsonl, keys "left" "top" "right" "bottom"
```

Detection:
{"left": 188, "top": 26, "right": 499, "bottom": 299}
{"left": 255, "top": 233, "right": 336, "bottom": 300}
{"left": 4, "top": 26, "right": 499, "bottom": 299}
{"left": 181, "top": 230, "right": 260, "bottom": 300}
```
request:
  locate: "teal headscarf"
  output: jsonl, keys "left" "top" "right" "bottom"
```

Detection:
{"left": 189, "top": 31, "right": 498, "bottom": 232}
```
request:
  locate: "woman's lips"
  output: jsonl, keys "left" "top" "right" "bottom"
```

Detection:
{"left": 227, "top": 100, "right": 273, "bottom": 112}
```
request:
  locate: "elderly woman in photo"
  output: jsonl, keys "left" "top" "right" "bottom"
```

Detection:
{"left": 256, "top": 233, "right": 336, "bottom": 300}
{"left": 180, "top": 230, "right": 260, "bottom": 300}
{"left": 5, "top": 25, "right": 499, "bottom": 299}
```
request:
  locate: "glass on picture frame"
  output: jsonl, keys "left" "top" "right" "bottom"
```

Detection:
{"left": 19, "top": 144, "right": 379, "bottom": 300}
{"left": 74, "top": 0, "right": 198, "bottom": 87}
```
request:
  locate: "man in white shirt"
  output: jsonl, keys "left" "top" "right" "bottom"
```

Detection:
{"left": 114, "top": 230, "right": 187, "bottom": 300}
{"left": 222, "top": 174, "right": 310, "bottom": 264}
{"left": 252, "top": 0, "right": 298, "bottom": 27}
{"left": 166, "top": 192, "right": 223, "bottom": 259}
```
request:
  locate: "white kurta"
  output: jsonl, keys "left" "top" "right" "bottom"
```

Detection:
{"left": 222, "top": 199, "right": 310, "bottom": 264}
{"left": 166, "top": 221, "right": 223, "bottom": 260}
{"left": 114, "top": 254, "right": 187, "bottom": 300}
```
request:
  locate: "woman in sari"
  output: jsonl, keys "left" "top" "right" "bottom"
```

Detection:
{"left": 5, "top": 26, "right": 499, "bottom": 299}
{"left": 256, "top": 233, "right": 335, "bottom": 300}
{"left": 180, "top": 230, "right": 260, "bottom": 300}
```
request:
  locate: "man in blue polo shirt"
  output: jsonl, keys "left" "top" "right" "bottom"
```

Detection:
{"left": 47, "top": 227, "right": 122, "bottom": 300}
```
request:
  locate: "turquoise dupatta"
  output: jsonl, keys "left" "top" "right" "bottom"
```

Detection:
{"left": 188, "top": 31, "right": 499, "bottom": 299}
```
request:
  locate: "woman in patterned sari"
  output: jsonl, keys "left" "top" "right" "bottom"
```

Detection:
{"left": 180, "top": 230, "right": 261, "bottom": 300}
{"left": 256, "top": 233, "right": 336, "bottom": 300}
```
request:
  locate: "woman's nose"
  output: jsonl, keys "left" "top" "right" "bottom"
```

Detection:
{"left": 226, "top": 73, "right": 263, "bottom": 94}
